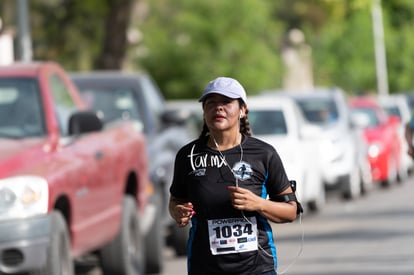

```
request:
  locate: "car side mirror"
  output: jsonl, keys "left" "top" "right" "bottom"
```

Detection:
{"left": 68, "top": 110, "right": 103, "bottom": 135}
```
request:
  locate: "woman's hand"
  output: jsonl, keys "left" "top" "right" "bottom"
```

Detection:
{"left": 227, "top": 185, "right": 298, "bottom": 223}
{"left": 169, "top": 199, "right": 195, "bottom": 227}
{"left": 227, "top": 186, "right": 261, "bottom": 212}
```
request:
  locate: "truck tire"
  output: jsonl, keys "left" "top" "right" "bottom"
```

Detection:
{"left": 99, "top": 196, "right": 145, "bottom": 275}
{"left": 144, "top": 192, "right": 164, "bottom": 274}
{"left": 31, "top": 211, "right": 74, "bottom": 275}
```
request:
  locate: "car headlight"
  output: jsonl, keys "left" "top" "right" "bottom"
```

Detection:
{"left": 368, "top": 143, "right": 382, "bottom": 158}
{"left": 0, "top": 176, "right": 49, "bottom": 221}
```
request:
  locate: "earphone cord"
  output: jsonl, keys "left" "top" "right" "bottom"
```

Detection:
{"left": 212, "top": 134, "right": 304, "bottom": 274}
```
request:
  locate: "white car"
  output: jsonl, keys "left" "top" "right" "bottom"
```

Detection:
{"left": 262, "top": 88, "right": 369, "bottom": 200}
{"left": 248, "top": 95, "right": 325, "bottom": 212}
{"left": 378, "top": 94, "right": 413, "bottom": 180}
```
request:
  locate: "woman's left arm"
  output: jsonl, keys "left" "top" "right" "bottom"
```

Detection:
{"left": 227, "top": 186, "right": 298, "bottom": 223}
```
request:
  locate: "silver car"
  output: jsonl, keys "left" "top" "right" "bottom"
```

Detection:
{"left": 263, "top": 88, "right": 371, "bottom": 200}
{"left": 378, "top": 94, "right": 414, "bottom": 181}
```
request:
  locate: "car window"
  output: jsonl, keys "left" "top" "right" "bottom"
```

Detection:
{"left": 382, "top": 105, "right": 401, "bottom": 119}
{"left": 138, "top": 76, "right": 165, "bottom": 131}
{"left": 406, "top": 95, "right": 414, "bottom": 115}
{"left": 49, "top": 73, "right": 77, "bottom": 136}
{"left": 249, "top": 110, "right": 287, "bottom": 135}
{"left": 296, "top": 97, "right": 338, "bottom": 124}
{"left": 139, "top": 76, "right": 164, "bottom": 114}
{"left": 81, "top": 88, "right": 142, "bottom": 124}
{"left": 0, "top": 78, "right": 45, "bottom": 138}
{"left": 351, "top": 108, "right": 380, "bottom": 128}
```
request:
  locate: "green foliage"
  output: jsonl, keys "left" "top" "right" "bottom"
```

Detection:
{"left": 30, "top": 0, "right": 109, "bottom": 70}
{"left": 312, "top": 5, "right": 376, "bottom": 94}
{"left": 133, "top": 0, "right": 284, "bottom": 99}
{"left": 382, "top": 0, "right": 414, "bottom": 93}
{"left": 273, "top": 0, "right": 414, "bottom": 94}
{"left": 5, "top": 0, "right": 414, "bottom": 98}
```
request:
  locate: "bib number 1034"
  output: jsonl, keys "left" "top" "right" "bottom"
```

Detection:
{"left": 207, "top": 217, "right": 258, "bottom": 255}
{"left": 212, "top": 223, "right": 253, "bottom": 238}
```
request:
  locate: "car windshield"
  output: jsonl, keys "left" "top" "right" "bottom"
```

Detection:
{"left": 351, "top": 108, "right": 380, "bottom": 128}
{"left": 249, "top": 110, "right": 287, "bottom": 135}
{"left": 295, "top": 97, "right": 338, "bottom": 124}
{"left": 79, "top": 88, "right": 142, "bottom": 124}
{"left": 0, "top": 78, "right": 46, "bottom": 139}
{"left": 382, "top": 105, "right": 401, "bottom": 119}
{"left": 406, "top": 94, "right": 414, "bottom": 115}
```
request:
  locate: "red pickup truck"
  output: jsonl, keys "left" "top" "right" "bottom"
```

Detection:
{"left": 0, "top": 62, "right": 161, "bottom": 275}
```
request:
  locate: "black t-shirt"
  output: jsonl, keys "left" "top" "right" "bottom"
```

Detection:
{"left": 170, "top": 134, "right": 291, "bottom": 275}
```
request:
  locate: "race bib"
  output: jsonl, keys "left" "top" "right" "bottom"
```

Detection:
{"left": 207, "top": 217, "right": 258, "bottom": 255}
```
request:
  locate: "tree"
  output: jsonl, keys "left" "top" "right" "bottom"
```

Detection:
{"left": 4, "top": 0, "right": 414, "bottom": 97}
{"left": 272, "top": 0, "right": 414, "bottom": 94}
{"left": 29, "top": 0, "right": 135, "bottom": 70}
{"left": 94, "top": 0, "right": 135, "bottom": 69}
{"left": 132, "top": 0, "right": 285, "bottom": 99}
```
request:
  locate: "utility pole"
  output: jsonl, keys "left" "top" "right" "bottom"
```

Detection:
{"left": 371, "top": 0, "right": 388, "bottom": 96}
{"left": 16, "top": 0, "right": 32, "bottom": 62}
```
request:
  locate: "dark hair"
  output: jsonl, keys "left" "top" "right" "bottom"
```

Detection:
{"left": 199, "top": 98, "right": 252, "bottom": 138}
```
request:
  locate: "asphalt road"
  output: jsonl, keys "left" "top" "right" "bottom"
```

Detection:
{"left": 273, "top": 178, "right": 414, "bottom": 275}
{"left": 78, "top": 176, "right": 414, "bottom": 275}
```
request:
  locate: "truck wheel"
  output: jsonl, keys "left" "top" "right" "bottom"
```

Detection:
{"left": 170, "top": 224, "right": 189, "bottom": 256}
{"left": 144, "top": 192, "right": 164, "bottom": 274}
{"left": 31, "top": 211, "right": 74, "bottom": 275}
{"left": 99, "top": 196, "right": 145, "bottom": 275}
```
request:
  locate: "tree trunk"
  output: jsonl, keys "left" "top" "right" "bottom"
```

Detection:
{"left": 94, "top": 0, "right": 134, "bottom": 69}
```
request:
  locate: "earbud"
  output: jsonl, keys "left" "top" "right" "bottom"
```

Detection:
{"left": 239, "top": 112, "right": 243, "bottom": 119}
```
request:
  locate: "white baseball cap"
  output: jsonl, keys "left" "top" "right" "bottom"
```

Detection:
{"left": 198, "top": 77, "right": 247, "bottom": 104}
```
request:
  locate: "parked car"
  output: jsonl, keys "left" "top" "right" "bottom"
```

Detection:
{"left": 0, "top": 62, "right": 161, "bottom": 275}
{"left": 71, "top": 71, "right": 195, "bottom": 256}
{"left": 378, "top": 94, "right": 413, "bottom": 180}
{"left": 263, "top": 88, "right": 371, "bottom": 199}
{"left": 247, "top": 95, "right": 325, "bottom": 212}
{"left": 403, "top": 92, "right": 414, "bottom": 115}
{"left": 349, "top": 96, "right": 402, "bottom": 187}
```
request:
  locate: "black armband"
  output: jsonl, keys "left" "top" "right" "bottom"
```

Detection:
{"left": 271, "top": 180, "right": 304, "bottom": 215}
{"left": 272, "top": 192, "right": 297, "bottom": 203}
